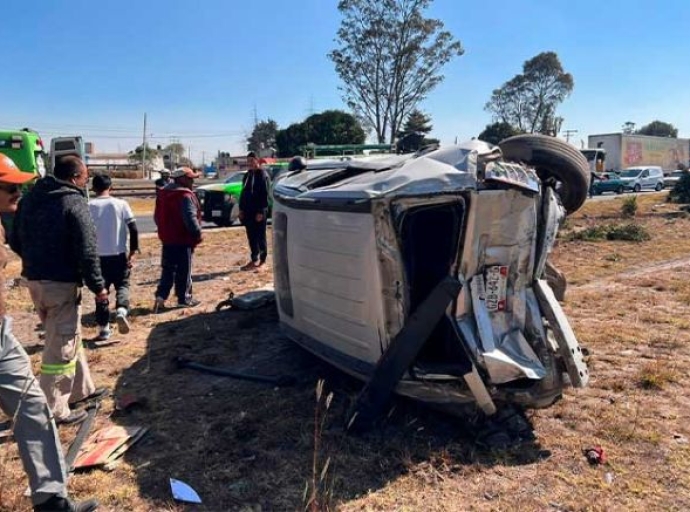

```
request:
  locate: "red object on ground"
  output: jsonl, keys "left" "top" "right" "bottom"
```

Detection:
{"left": 584, "top": 446, "right": 607, "bottom": 465}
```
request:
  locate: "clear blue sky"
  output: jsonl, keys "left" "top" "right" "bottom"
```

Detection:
{"left": 2, "top": 0, "right": 689, "bottom": 164}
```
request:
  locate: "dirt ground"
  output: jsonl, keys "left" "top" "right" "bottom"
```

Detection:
{"left": 1, "top": 192, "right": 690, "bottom": 511}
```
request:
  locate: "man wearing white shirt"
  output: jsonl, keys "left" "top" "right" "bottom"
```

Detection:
{"left": 88, "top": 175, "right": 139, "bottom": 340}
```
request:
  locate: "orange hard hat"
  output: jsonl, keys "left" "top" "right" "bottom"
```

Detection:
{"left": 0, "top": 154, "right": 36, "bottom": 184}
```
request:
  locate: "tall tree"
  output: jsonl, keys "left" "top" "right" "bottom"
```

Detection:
{"left": 128, "top": 144, "right": 159, "bottom": 171}
{"left": 275, "top": 110, "right": 366, "bottom": 157}
{"left": 485, "top": 51, "right": 574, "bottom": 134}
{"left": 477, "top": 122, "right": 522, "bottom": 145}
{"left": 635, "top": 120, "right": 678, "bottom": 138}
{"left": 247, "top": 119, "right": 279, "bottom": 154}
{"left": 396, "top": 109, "right": 437, "bottom": 151}
{"left": 329, "top": 0, "right": 463, "bottom": 144}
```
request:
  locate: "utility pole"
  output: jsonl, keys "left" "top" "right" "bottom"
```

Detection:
{"left": 563, "top": 129, "right": 578, "bottom": 144}
{"left": 142, "top": 113, "right": 147, "bottom": 179}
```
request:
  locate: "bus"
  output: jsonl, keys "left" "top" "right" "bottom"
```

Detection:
{"left": 50, "top": 136, "right": 85, "bottom": 171}
{"left": 0, "top": 128, "right": 47, "bottom": 178}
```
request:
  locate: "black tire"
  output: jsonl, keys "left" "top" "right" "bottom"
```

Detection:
{"left": 499, "top": 134, "right": 590, "bottom": 214}
{"left": 633, "top": 184, "right": 641, "bottom": 193}
{"left": 616, "top": 186, "right": 624, "bottom": 194}
{"left": 655, "top": 182, "right": 663, "bottom": 192}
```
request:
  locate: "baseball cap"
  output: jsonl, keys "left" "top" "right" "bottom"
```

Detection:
{"left": 0, "top": 154, "right": 37, "bottom": 184}
{"left": 171, "top": 167, "right": 200, "bottom": 179}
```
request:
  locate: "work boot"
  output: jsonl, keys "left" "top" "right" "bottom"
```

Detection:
{"left": 177, "top": 298, "right": 201, "bottom": 308}
{"left": 55, "top": 410, "right": 88, "bottom": 426}
{"left": 69, "top": 387, "right": 109, "bottom": 409}
{"left": 34, "top": 495, "right": 99, "bottom": 511}
{"left": 115, "top": 307, "right": 130, "bottom": 334}
{"left": 240, "top": 261, "right": 259, "bottom": 271}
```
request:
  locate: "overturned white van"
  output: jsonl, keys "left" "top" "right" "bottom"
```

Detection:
{"left": 272, "top": 135, "right": 590, "bottom": 421}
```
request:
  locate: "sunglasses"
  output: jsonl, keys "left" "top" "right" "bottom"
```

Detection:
{"left": 0, "top": 184, "right": 20, "bottom": 194}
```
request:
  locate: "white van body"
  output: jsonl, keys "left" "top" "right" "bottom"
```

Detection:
{"left": 272, "top": 139, "right": 590, "bottom": 417}
{"left": 618, "top": 166, "right": 664, "bottom": 192}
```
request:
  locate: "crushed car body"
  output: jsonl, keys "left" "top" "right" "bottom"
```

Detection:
{"left": 271, "top": 135, "right": 590, "bottom": 417}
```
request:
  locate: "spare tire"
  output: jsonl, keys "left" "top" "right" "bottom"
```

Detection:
{"left": 499, "top": 134, "right": 590, "bottom": 214}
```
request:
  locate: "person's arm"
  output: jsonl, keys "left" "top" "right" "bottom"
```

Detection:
{"left": 181, "top": 194, "right": 202, "bottom": 241}
{"left": 68, "top": 200, "right": 106, "bottom": 296}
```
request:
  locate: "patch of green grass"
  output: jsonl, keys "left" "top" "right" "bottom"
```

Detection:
{"left": 638, "top": 361, "right": 679, "bottom": 390}
{"left": 621, "top": 195, "right": 638, "bottom": 218}
{"left": 605, "top": 223, "right": 650, "bottom": 241}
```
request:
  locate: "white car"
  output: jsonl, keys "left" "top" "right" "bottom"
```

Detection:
{"left": 272, "top": 135, "right": 589, "bottom": 429}
{"left": 664, "top": 169, "right": 687, "bottom": 188}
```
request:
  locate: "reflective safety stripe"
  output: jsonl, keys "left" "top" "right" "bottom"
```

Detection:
{"left": 41, "top": 360, "right": 77, "bottom": 376}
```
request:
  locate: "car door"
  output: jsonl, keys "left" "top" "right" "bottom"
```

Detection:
{"left": 640, "top": 169, "right": 650, "bottom": 189}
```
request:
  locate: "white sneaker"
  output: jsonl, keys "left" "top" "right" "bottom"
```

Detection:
{"left": 96, "top": 326, "right": 111, "bottom": 341}
{"left": 115, "top": 307, "right": 130, "bottom": 334}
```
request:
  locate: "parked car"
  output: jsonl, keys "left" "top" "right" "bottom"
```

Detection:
{"left": 591, "top": 171, "right": 626, "bottom": 195}
{"left": 617, "top": 166, "right": 665, "bottom": 192}
{"left": 195, "top": 171, "right": 246, "bottom": 227}
{"left": 272, "top": 135, "right": 589, "bottom": 424}
{"left": 664, "top": 169, "right": 687, "bottom": 189}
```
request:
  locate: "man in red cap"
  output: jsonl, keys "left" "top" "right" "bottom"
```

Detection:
{"left": 0, "top": 154, "right": 98, "bottom": 511}
{"left": 153, "top": 166, "right": 203, "bottom": 309}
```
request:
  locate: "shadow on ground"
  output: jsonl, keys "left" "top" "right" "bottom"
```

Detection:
{"left": 111, "top": 305, "right": 548, "bottom": 510}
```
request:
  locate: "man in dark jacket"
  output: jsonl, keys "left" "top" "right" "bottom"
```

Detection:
{"left": 153, "top": 166, "right": 202, "bottom": 310}
{"left": 239, "top": 152, "right": 270, "bottom": 270}
{"left": 10, "top": 155, "right": 108, "bottom": 426}
{"left": 0, "top": 154, "right": 99, "bottom": 512}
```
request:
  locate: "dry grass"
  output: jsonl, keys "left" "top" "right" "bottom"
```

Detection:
{"left": 1, "top": 191, "right": 690, "bottom": 511}
{"left": 125, "top": 197, "right": 155, "bottom": 216}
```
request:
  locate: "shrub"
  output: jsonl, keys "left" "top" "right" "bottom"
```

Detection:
{"left": 564, "top": 223, "right": 650, "bottom": 242}
{"left": 668, "top": 172, "right": 690, "bottom": 203}
{"left": 566, "top": 225, "right": 609, "bottom": 241}
{"left": 621, "top": 195, "right": 638, "bottom": 217}
{"left": 605, "top": 223, "right": 650, "bottom": 242}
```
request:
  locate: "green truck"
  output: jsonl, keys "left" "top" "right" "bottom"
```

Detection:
{"left": 195, "top": 164, "right": 288, "bottom": 226}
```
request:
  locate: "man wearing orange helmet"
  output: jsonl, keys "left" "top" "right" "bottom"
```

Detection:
{"left": 0, "top": 154, "right": 98, "bottom": 511}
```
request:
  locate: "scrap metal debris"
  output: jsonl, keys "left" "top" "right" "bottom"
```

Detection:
{"left": 74, "top": 424, "right": 148, "bottom": 470}
{"left": 174, "top": 357, "right": 296, "bottom": 387}
{"left": 583, "top": 446, "right": 607, "bottom": 465}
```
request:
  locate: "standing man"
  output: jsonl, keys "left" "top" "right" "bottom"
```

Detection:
{"left": 10, "top": 155, "right": 108, "bottom": 425}
{"left": 239, "top": 151, "right": 270, "bottom": 270}
{"left": 0, "top": 154, "right": 99, "bottom": 511}
{"left": 154, "top": 168, "right": 172, "bottom": 190}
{"left": 153, "top": 167, "right": 202, "bottom": 310}
{"left": 88, "top": 174, "right": 139, "bottom": 341}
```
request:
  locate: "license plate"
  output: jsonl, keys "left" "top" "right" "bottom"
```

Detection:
{"left": 485, "top": 265, "right": 508, "bottom": 312}
{"left": 211, "top": 210, "right": 222, "bottom": 217}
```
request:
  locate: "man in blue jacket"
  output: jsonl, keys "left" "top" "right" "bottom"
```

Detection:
{"left": 238, "top": 152, "right": 270, "bottom": 270}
